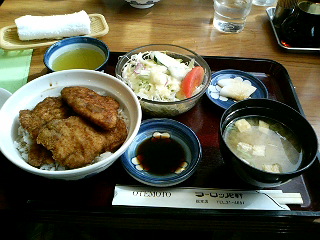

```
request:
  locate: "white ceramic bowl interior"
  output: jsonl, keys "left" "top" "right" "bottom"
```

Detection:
{"left": 0, "top": 70, "right": 142, "bottom": 180}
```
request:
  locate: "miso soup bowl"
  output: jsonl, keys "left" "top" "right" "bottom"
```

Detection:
{"left": 219, "top": 98, "right": 318, "bottom": 188}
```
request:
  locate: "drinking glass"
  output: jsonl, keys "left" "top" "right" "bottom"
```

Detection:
{"left": 213, "top": 0, "right": 253, "bottom": 33}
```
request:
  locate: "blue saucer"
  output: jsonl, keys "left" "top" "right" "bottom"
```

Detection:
{"left": 206, "top": 69, "right": 268, "bottom": 109}
{"left": 120, "top": 118, "right": 202, "bottom": 187}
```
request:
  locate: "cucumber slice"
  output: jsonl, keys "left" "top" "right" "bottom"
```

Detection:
{"left": 152, "top": 51, "right": 182, "bottom": 68}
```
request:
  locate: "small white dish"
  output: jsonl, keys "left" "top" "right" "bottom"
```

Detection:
{"left": 125, "top": 0, "right": 160, "bottom": 9}
{"left": 0, "top": 88, "right": 12, "bottom": 109}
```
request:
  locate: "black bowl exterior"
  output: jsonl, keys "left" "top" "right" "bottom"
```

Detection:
{"left": 219, "top": 98, "right": 318, "bottom": 188}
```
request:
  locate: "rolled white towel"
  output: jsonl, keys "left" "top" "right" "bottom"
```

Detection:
{"left": 15, "top": 10, "right": 91, "bottom": 41}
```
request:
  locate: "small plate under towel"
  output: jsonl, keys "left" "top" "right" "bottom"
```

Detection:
{"left": 0, "top": 14, "right": 109, "bottom": 50}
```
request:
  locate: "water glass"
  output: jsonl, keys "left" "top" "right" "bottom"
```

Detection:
{"left": 213, "top": 0, "right": 253, "bottom": 33}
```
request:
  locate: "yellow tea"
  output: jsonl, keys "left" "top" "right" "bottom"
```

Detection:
{"left": 52, "top": 48, "right": 106, "bottom": 71}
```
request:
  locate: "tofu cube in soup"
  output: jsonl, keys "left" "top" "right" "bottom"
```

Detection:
{"left": 252, "top": 145, "right": 266, "bottom": 157}
{"left": 262, "top": 163, "right": 282, "bottom": 173}
{"left": 237, "top": 142, "right": 252, "bottom": 153}
{"left": 235, "top": 119, "right": 251, "bottom": 132}
{"left": 258, "top": 120, "right": 269, "bottom": 134}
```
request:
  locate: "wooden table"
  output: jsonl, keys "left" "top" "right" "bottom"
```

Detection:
{"left": 1, "top": 0, "right": 320, "bottom": 235}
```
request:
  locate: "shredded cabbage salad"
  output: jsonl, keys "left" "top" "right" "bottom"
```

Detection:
{"left": 121, "top": 51, "right": 198, "bottom": 102}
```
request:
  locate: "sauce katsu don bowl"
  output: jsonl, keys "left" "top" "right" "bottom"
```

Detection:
{"left": 0, "top": 70, "right": 142, "bottom": 180}
{"left": 219, "top": 98, "right": 318, "bottom": 188}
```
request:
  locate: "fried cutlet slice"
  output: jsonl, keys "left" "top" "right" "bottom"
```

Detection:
{"left": 19, "top": 97, "right": 73, "bottom": 140}
{"left": 36, "top": 116, "right": 106, "bottom": 169}
{"left": 28, "top": 143, "right": 55, "bottom": 167}
{"left": 61, "top": 86, "right": 120, "bottom": 130}
{"left": 103, "top": 117, "right": 128, "bottom": 152}
{"left": 36, "top": 116, "right": 127, "bottom": 169}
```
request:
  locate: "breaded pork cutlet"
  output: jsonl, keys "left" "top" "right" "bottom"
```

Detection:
{"left": 61, "top": 86, "right": 120, "bottom": 130}
{"left": 28, "top": 143, "right": 55, "bottom": 167}
{"left": 19, "top": 97, "right": 73, "bottom": 140}
{"left": 36, "top": 116, "right": 127, "bottom": 169}
{"left": 19, "top": 97, "right": 73, "bottom": 167}
{"left": 103, "top": 118, "right": 127, "bottom": 152}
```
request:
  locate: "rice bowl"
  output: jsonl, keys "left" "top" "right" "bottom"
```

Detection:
{"left": 0, "top": 70, "right": 142, "bottom": 180}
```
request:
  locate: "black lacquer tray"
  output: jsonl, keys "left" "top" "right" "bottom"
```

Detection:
{"left": 1, "top": 52, "right": 319, "bottom": 233}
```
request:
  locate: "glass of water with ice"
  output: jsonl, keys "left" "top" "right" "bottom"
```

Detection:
{"left": 213, "top": 0, "right": 253, "bottom": 33}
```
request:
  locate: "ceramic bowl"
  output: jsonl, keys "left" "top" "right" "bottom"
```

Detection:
{"left": 125, "top": 0, "right": 160, "bottom": 9}
{"left": 219, "top": 98, "right": 318, "bottom": 188}
{"left": 120, "top": 118, "right": 202, "bottom": 187}
{"left": 115, "top": 44, "right": 211, "bottom": 117}
{"left": 44, "top": 36, "right": 110, "bottom": 72}
{"left": 0, "top": 70, "right": 142, "bottom": 180}
{"left": 0, "top": 88, "right": 12, "bottom": 109}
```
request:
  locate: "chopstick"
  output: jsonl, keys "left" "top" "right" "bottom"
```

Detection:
{"left": 267, "top": 193, "right": 303, "bottom": 205}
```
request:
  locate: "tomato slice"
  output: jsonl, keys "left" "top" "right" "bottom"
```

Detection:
{"left": 181, "top": 66, "right": 205, "bottom": 98}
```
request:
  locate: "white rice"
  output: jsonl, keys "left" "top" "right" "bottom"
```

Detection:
{"left": 14, "top": 126, "right": 32, "bottom": 162}
{"left": 14, "top": 126, "right": 67, "bottom": 171}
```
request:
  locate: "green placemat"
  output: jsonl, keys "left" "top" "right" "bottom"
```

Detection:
{"left": 0, "top": 48, "right": 33, "bottom": 93}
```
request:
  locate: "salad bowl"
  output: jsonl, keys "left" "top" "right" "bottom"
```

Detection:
{"left": 115, "top": 44, "right": 211, "bottom": 117}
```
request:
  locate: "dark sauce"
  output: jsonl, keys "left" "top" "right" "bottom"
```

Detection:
{"left": 136, "top": 135, "right": 186, "bottom": 176}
